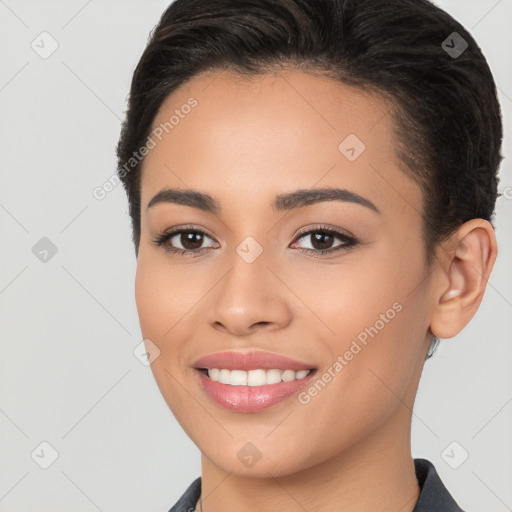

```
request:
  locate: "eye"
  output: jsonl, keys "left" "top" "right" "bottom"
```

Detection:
{"left": 290, "top": 224, "right": 358, "bottom": 257}
{"left": 152, "top": 225, "right": 219, "bottom": 256}
{"left": 152, "top": 223, "right": 358, "bottom": 258}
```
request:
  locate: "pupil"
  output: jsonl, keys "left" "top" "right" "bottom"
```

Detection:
{"left": 182, "top": 232, "right": 203, "bottom": 250}
{"left": 312, "top": 232, "right": 333, "bottom": 250}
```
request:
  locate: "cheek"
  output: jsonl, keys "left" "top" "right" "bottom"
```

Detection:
{"left": 134, "top": 251, "right": 197, "bottom": 336}
{"left": 134, "top": 257, "right": 195, "bottom": 412}
{"left": 302, "top": 245, "right": 429, "bottom": 393}
{"left": 295, "top": 302, "right": 427, "bottom": 464}
{"left": 134, "top": 251, "right": 215, "bottom": 385}
{"left": 135, "top": 257, "right": 164, "bottom": 337}
{"left": 134, "top": 254, "right": 186, "bottom": 367}
{"left": 286, "top": 252, "right": 406, "bottom": 342}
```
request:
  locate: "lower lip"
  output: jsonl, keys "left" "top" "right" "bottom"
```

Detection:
{"left": 194, "top": 369, "right": 317, "bottom": 412}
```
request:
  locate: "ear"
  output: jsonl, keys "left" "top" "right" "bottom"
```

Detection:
{"left": 429, "top": 219, "right": 498, "bottom": 339}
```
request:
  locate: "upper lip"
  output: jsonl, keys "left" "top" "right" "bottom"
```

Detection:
{"left": 193, "top": 351, "right": 317, "bottom": 371}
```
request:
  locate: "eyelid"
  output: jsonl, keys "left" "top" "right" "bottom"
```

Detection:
{"left": 292, "top": 223, "right": 355, "bottom": 240}
{"left": 156, "top": 223, "right": 217, "bottom": 240}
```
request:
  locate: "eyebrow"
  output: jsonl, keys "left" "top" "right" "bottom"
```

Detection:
{"left": 146, "top": 187, "right": 380, "bottom": 214}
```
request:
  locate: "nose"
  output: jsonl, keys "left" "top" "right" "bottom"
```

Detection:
{"left": 207, "top": 251, "right": 293, "bottom": 337}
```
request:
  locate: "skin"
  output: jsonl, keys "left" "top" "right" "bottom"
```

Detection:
{"left": 134, "top": 68, "right": 497, "bottom": 512}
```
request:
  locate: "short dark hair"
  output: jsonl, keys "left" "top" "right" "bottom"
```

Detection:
{"left": 117, "top": 0, "right": 503, "bottom": 265}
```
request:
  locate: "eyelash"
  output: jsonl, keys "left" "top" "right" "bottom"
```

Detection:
{"left": 151, "top": 224, "right": 358, "bottom": 258}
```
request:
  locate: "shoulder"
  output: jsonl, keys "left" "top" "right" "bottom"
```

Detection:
{"left": 413, "top": 458, "right": 466, "bottom": 512}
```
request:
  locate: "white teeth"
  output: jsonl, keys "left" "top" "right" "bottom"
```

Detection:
{"left": 209, "top": 368, "right": 220, "bottom": 381}
{"left": 206, "top": 368, "right": 312, "bottom": 386}
{"left": 266, "top": 369, "right": 282, "bottom": 384}
{"left": 219, "top": 369, "right": 230, "bottom": 384}
{"left": 247, "top": 369, "right": 266, "bottom": 386}
{"left": 229, "top": 370, "right": 247, "bottom": 386}
{"left": 281, "top": 369, "right": 296, "bottom": 382}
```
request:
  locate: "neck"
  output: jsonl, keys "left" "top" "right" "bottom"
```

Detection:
{"left": 196, "top": 403, "right": 420, "bottom": 512}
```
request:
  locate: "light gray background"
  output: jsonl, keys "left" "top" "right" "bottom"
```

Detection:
{"left": 0, "top": 1, "right": 511, "bottom": 511}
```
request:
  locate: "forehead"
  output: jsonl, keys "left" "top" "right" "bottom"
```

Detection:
{"left": 139, "top": 68, "right": 421, "bottom": 216}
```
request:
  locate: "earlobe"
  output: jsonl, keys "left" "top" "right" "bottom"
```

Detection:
{"left": 429, "top": 219, "right": 497, "bottom": 339}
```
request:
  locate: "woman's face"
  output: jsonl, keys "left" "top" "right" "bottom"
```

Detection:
{"left": 135, "top": 69, "right": 436, "bottom": 477}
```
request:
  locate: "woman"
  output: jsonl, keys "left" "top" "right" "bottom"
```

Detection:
{"left": 116, "top": 0, "right": 503, "bottom": 510}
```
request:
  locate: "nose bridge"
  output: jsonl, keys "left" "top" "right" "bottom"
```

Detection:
{"left": 209, "top": 236, "right": 291, "bottom": 334}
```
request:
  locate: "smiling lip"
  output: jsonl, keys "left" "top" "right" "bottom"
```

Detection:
{"left": 192, "top": 351, "right": 316, "bottom": 371}
{"left": 192, "top": 351, "right": 317, "bottom": 412}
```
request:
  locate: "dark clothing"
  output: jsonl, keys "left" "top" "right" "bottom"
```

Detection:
{"left": 167, "top": 458, "right": 465, "bottom": 512}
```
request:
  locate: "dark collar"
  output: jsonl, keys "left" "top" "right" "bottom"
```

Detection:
{"left": 412, "top": 458, "right": 465, "bottom": 511}
{"left": 168, "top": 458, "right": 465, "bottom": 512}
